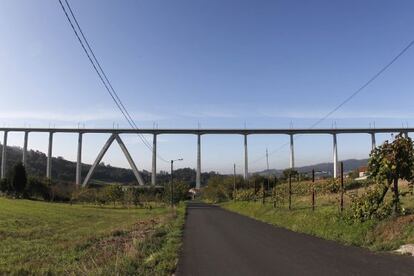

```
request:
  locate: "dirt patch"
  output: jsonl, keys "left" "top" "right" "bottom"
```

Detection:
{"left": 370, "top": 215, "right": 414, "bottom": 247}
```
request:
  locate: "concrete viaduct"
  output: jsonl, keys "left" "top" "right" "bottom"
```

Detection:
{"left": 0, "top": 127, "right": 411, "bottom": 188}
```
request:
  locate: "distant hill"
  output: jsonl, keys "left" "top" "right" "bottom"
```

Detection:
{"left": 0, "top": 144, "right": 218, "bottom": 187}
{"left": 255, "top": 158, "right": 368, "bottom": 177}
{"left": 0, "top": 144, "right": 368, "bottom": 184}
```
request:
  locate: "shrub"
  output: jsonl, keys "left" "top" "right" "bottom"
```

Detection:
{"left": 164, "top": 182, "right": 190, "bottom": 204}
{"left": 271, "top": 186, "right": 286, "bottom": 207}
{"left": 348, "top": 186, "right": 392, "bottom": 222}
{"left": 25, "top": 177, "right": 50, "bottom": 200}
{"left": 104, "top": 184, "right": 124, "bottom": 206}
{"left": 11, "top": 162, "right": 27, "bottom": 197}
{"left": 202, "top": 176, "right": 233, "bottom": 203}
{"left": 0, "top": 178, "right": 12, "bottom": 195}
{"left": 233, "top": 188, "right": 256, "bottom": 201}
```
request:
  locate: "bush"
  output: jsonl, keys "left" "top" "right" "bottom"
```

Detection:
{"left": 271, "top": 186, "right": 287, "bottom": 207}
{"left": 104, "top": 184, "right": 124, "bottom": 206}
{"left": 70, "top": 187, "right": 98, "bottom": 203}
{"left": 0, "top": 178, "right": 12, "bottom": 195}
{"left": 202, "top": 176, "right": 233, "bottom": 203}
{"left": 25, "top": 177, "right": 50, "bottom": 200}
{"left": 11, "top": 162, "right": 27, "bottom": 197}
{"left": 49, "top": 182, "right": 74, "bottom": 202}
{"left": 348, "top": 186, "right": 392, "bottom": 222}
{"left": 233, "top": 188, "right": 256, "bottom": 201}
{"left": 164, "top": 181, "right": 190, "bottom": 204}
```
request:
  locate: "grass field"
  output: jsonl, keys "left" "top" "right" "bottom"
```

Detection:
{"left": 221, "top": 181, "right": 414, "bottom": 252}
{"left": 0, "top": 198, "right": 184, "bottom": 275}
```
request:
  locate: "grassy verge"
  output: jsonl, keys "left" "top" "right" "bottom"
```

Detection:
{"left": 0, "top": 198, "right": 185, "bottom": 275}
{"left": 221, "top": 185, "right": 414, "bottom": 252}
{"left": 105, "top": 203, "right": 186, "bottom": 275}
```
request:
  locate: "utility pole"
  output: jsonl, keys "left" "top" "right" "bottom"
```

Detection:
{"left": 288, "top": 173, "right": 292, "bottom": 210}
{"left": 170, "top": 158, "right": 183, "bottom": 207}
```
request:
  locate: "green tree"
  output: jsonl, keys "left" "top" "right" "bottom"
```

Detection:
{"left": 203, "top": 176, "right": 234, "bottom": 203}
{"left": 105, "top": 184, "right": 124, "bottom": 206}
{"left": 11, "top": 162, "right": 27, "bottom": 197}
{"left": 164, "top": 181, "right": 190, "bottom": 204}
{"left": 368, "top": 133, "right": 414, "bottom": 214}
{"left": 282, "top": 169, "right": 298, "bottom": 180}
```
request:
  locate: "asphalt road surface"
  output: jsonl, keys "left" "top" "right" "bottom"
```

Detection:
{"left": 176, "top": 202, "right": 414, "bottom": 276}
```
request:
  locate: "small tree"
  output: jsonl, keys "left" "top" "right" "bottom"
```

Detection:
{"left": 11, "top": 162, "right": 27, "bottom": 198}
{"left": 105, "top": 184, "right": 124, "bottom": 206}
{"left": 368, "top": 133, "right": 414, "bottom": 214}
{"left": 282, "top": 169, "right": 298, "bottom": 181}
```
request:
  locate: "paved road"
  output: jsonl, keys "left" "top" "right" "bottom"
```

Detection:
{"left": 176, "top": 202, "right": 414, "bottom": 276}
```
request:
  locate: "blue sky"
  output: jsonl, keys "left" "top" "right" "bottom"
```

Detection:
{"left": 1, "top": 0, "right": 414, "bottom": 174}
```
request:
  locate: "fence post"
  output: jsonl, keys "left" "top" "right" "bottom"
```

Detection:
{"left": 340, "top": 162, "right": 344, "bottom": 213}
{"left": 288, "top": 173, "right": 292, "bottom": 210}
{"left": 312, "top": 169, "right": 315, "bottom": 211}
{"left": 262, "top": 182, "right": 265, "bottom": 205}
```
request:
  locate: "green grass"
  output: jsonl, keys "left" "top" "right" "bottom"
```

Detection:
{"left": 0, "top": 198, "right": 185, "bottom": 275}
{"left": 221, "top": 184, "right": 414, "bottom": 252}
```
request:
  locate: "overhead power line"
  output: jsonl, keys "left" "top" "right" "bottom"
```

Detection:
{"left": 58, "top": 0, "right": 169, "bottom": 163}
{"left": 252, "top": 38, "right": 414, "bottom": 166}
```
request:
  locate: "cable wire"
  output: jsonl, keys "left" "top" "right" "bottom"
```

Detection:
{"left": 58, "top": 0, "right": 169, "bottom": 163}
{"left": 251, "top": 38, "right": 414, "bottom": 166}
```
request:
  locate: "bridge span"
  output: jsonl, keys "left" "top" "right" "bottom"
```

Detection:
{"left": 0, "top": 127, "right": 411, "bottom": 187}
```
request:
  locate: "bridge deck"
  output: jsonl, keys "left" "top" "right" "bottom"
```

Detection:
{"left": 0, "top": 127, "right": 411, "bottom": 135}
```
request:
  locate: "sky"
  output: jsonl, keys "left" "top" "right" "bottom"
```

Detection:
{"left": 1, "top": 0, "right": 414, "bottom": 175}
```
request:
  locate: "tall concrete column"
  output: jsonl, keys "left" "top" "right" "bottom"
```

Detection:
{"left": 244, "top": 134, "right": 248, "bottom": 179}
{"left": 22, "top": 131, "right": 29, "bottom": 167}
{"left": 46, "top": 132, "right": 53, "bottom": 179}
{"left": 289, "top": 134, "right": 295, "bottom": 169}
{"left": 196, "top": 134, "right": 201, "bottom": 189}
{"left": 76, "top": 133, "right": 82, "bottom": 185}
{"left": 1, "top": 131, "right": 8, "bottom": 179}
{"left": 152, "top": 134, "right": 157, "bottom": 185}
{"left": 333, "top": 133, "right": 338, "bottom": 178}
{"left": 371, "top": 133, "right": 376, "bottom": 151}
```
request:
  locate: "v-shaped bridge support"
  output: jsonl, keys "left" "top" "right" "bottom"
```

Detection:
{"left": 82, "top": 134, "right": 145, "bottom": 187}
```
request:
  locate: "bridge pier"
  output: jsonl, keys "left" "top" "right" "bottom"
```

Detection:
{"left": 244, "top": 134, "right": 248, "bottom": 179}
{"left": 22, "top": 131, "right": 29, "bottom": 167}
{"left": 83, "top": 134, "right": 116, "bottom": 186}
{"left": 152, "top": 134, "right": 157, "bottom": 185}
{"left": 333, "top": 133, "right": 338, "bottom": 178}
{"left": 289, "top": 134, "right": 295, "bottom": 169}
{"left": 371, "top": 133, "right": 376, "bottom": 151}
{"left": 46, "top": 132, "right": 53, "bottom": 179}
{"left": 196, "top": 134, "right": 201, "bottom": 189}
{"left": 1, "top": 131, "right": 8, "bottom": 179}
{"left": 115, "top": 135, "right": 145, "bottom": 186}
{"left": 76, "top": 133, "right": 82, "bottom": 185}
{"left": 82, "top": 134, "right": 145, "bottom": 187}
